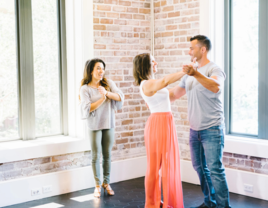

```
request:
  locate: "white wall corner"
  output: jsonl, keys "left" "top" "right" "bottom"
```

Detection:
{"left": 199, "top": 0, "right": 224, "bottom": 68}
{"left": 66, "top": 0, "right": 94, "bottom": 139}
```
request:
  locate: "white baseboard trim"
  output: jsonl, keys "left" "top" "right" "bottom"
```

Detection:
{"left": 180, "top": 160, "right": 268, "bottom": 201}
{"left": 0, "top": 156, "right": 147, "bottom": 207}
{"left": 1, "top": 158, "right": 268, "bottom": 207}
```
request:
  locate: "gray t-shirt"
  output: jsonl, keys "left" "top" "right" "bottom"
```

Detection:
{"left": 80, "top": 79, "right": 124, "bottom": 130}
{"left": 179, "top": 62, "right": 226, "bottom": 131}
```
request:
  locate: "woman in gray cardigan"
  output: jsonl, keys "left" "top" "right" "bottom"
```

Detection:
{"left": 80, "top": 58, "right": 124, "bottom": 198}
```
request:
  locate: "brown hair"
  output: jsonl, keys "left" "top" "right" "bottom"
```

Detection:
{"left": 190, "top": 35, "right": 212, "bottom": 51}
{"left": 133, "top": 53, "right": 151, "bottom": 86}
{"left": 79, "top": 58, "right": 110, "bottom": 100}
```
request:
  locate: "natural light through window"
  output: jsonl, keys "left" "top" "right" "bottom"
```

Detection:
{"left": 231, "top": 0, "right": 259, "bottom": 135}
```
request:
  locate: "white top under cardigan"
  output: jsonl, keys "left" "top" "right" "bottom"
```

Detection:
{"left": 140, "top": 80, "right": 171, "bottom": 113}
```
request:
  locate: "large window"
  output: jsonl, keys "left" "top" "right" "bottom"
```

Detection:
{"left": 0, "top": 0, "right": 67, "bottom": 142}
{"left": 0, "top": 0, "right": 19, "bottom": 140}
{"left": 225, "top": 0, "right": 268, "bottom": 139}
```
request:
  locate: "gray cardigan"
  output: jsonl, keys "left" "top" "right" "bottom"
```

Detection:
{"left": 80, "top": 79, "right": 124, "bottom": 130}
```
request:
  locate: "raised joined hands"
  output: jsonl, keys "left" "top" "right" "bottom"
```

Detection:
{"left": 182, "top": 57, "right": 198, "bottom": 76}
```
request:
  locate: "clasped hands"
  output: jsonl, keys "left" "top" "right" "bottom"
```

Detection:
{"left": 182, "top": 57, "right": 198, "bottom": 76}
{"left": 98, "top": 86, "right": 108, "bottom": 98}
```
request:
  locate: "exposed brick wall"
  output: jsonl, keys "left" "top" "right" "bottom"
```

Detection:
{"left": 93, "top": 0, "right": 152, "bottom": 158}
{"left": 0, "top": 152, "right": 91, "bottom": 181}
{"left": 223, "top": 153, "right": 268, "bottom": 175}
{"left": 153, "top": 0, "right": 199, "bottom": 161}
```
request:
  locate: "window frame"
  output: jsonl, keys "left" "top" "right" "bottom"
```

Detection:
{"left": 224, "top": 0, "right": 268, "bottom": 139}
{"left": 0, "top": 0, "right": 67, "bottom": 142}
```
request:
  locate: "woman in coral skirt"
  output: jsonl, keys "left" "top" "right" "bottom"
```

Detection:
{"left": 133, "top": 53, "right": 185, "bottom": 208}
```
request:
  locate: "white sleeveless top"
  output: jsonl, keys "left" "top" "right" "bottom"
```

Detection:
{"left": 140, "top": 80, "right": 171, "bottom": 113}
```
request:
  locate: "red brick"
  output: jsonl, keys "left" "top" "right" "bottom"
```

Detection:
{"left": 188, "top": 15, "right": 199, "bottom": 22}
{"left": 127, "top": 39, "right": 139, "bottom": 44}
{"left": 121, "top": 132, "right": 133, "bottom": 137}
{"left": 188, "top": 2, "right": 199, "bottom": 8}
{"left": 114, "top": 39, "right": 126, "bottom": 43}
{"left": 139, "top": 8, "right": 150, "bottom": 14}
{"left": 119, "top": 1, "right": 131, "bottom": 6}
{"left": 113, "top": 6, "right": 127, "bottom": 12}
{"left": 94, "top": 18, "right": 99, "bottom": 23}
{"left": 161, "top": 1, "right": 167, "bottom": 6}
{"left": 104, "top": 0, "right": 118, "bottom": 4}
{"left": 94, "top": 25, "right": 106, "bottom": 30}
{"left": 116, "top": 138, "right": 129, "bottom": 144}
{"left": 155, "top": 13, "right": 167, "bottom": 19}
{"left": 101, "top": 32, "right": 114, "bottom": 37}
{"left": 134, "top": 27, "right": 146, "bottom": 32}
{"left": 133, "top": 14, "right": 145, "bottom": 20}
{"left": 120, "top": 57, "right": 133, "bottom": 62}
{"left": 100, "top": 19, "right": 113, "bottom": 24}
{"left": 129, "top": 113, "right": 141, "bottom": 118}
{"left": 40, "top": 164, "right": 55, "bottom": 172}
{"left": 114, "top": 51, "right": 126, "bottom": 56}
{"left": 106, "top": 25, "right": 120, "bottom": 31}
{"left": 168, "top": 11, "right": 180, "bottom": 18}
{"left": 94, "top": 11, "right": 106, "bottom": 17}
{"left": 131, "top": 143, "right": 137, "bottom": 148}
{"left": 144, "top": 3, "right": 150, "bottom": 8}
{"left": 155, "top": 45, "right": 164, "bottom": 49}
{"left": 162, "top": 32, "right": 173, "bottom": 37}
{"left": 97, "top": 5, "right": 111, "bottom": 11}
{"left": 163, "top": 6, "right": 174, "bottom": 12}
{"left": 174, "top": 30, "right": 187, "bottom": 36}
{"left": 179, "top": 23, "right": 191, "bottom": 29}
{"left": 127, "top": 20, "right": 140, "bottom": 26}
{"left": 94, "top": 44, "right": 106, "bottom": 49}
{"left": 100, "top": 51, "right": 114, "bottom": 56}
{"left": 166, "top": 25, "right": 177, "bottom": 30}
{"left": 154, "top": 7, "right": 161, "bottom": 13}
{"left": 107, "top": 12, "right": 119, "bottom": 18}
{"left": 154, "top": 1, "right": 160, "bottom": 7}
{"left": 122, "top": 119, "right": 133, "bottom": 125}
{"left": 120, "top": 13, "right": 132, "bottom": 19}
{"left": 127, "top": 7, "right": 138, "bottom": 13}
{"left": 134, "top": 130, "right": 144, "bottom": 136}
{"left": 110, "top": 75, "right": 123, "bottom": 81}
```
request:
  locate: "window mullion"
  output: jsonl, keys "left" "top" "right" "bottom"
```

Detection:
{"left": 58, "top": 0, "right": 68, "bottom": 136}
{"left": 17, "top": 0, "right": 36, "bottom": 140}
{"left": 224, "top": 0, "right": 231, "bottom": 135}
{"left": 258, "top": 0, "right": 268, "bottom": 140}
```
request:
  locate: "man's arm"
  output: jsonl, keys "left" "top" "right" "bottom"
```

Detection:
{"left": 169, "top": 86, "right": 186, "bottom": 102}
{"left": 183, "top": 65, "right": 222, "bottom": 93}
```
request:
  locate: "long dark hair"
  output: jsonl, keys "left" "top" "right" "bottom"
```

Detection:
{"left": 79, "top": 58, "right": 110, "bottom": 100}
{"left": 133, "top": 53, "right": 151, "bottom": 86}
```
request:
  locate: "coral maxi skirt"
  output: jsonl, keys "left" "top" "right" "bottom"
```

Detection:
{"left": 144, "top": 112, "right": 184, "bottom": 208}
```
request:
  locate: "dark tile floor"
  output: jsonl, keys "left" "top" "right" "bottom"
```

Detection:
{"left": 5, "top": 177, "right": 268, "bottom": 208}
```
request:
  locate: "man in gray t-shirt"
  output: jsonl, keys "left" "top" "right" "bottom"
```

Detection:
{"left": 170, "top": 35, "right": 231, "bottom": 208}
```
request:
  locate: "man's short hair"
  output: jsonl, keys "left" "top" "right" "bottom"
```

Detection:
{"left": 190, "top": 35, "right": 211, "bottom": 51}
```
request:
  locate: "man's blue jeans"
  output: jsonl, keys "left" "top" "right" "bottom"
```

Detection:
{"left": 189, "top": 125, "right": 231, "bottom": 208}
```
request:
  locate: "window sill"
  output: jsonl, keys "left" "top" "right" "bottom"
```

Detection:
{"left": 1, "top": 134, "right": 267, "bottom": 164}
{"left": 225, "top": 135, "right": 268, "bottom": 158}
{"left": 0, "top": 135, "right": 90, "bottom": 164}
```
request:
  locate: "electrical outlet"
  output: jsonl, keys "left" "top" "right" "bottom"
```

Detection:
{"left": 31, "top": 188, "right": 42, "bottom": 196}
{"left": 244, "top": 184, "right": 253, "bottom": 193}
{"left": 43, "top": 185, "right": 52, "bottom": 193}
